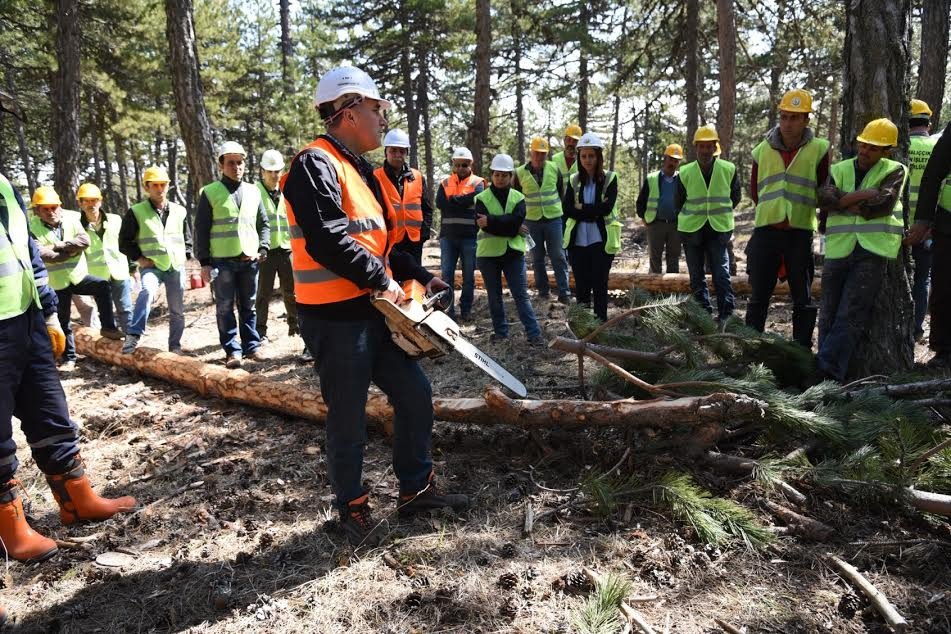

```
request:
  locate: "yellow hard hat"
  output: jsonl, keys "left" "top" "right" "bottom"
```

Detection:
{"left": 856, "top": 118, "right": 898, "bottom": 147}
{"left": 693, "top": 125, "right": 719, "bottom": 144}
{"left": 778, "top": 88, "right": 813, "bottom": 114}
{"left": 910, "top": 99, "right": 932, "bottom": 118}
{"left": 142, "top": 166, "right": 170, "bottom": 185}
{"left": 564, "top": 124, "right": 583, "bottom": 140}
{"left": 31, "top": 186, "right": 62, "bottom": 207}
{"left": 530, "top": 137, "right": 550, "bottom": 153}
{"left": 76, "top": 183, "right": 102, "bottom": 200}
{"left": 663, "top": 143, "right": 684, "bottom": 160}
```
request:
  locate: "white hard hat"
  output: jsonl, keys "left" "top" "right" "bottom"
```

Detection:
{"left": 451, "top": 147, "right": 473, "bottom": 162}
{"left": 577, "top": 132, "right": 605, "bottom": 150}
{"left": 383, "top": 129, "right": 411, "bottom": 148}
{"left": 217, "top": 141, "right": 247, "bottom": 160}
{"left": 260, "top": 149, "right": 285, "bottom": 171}
{"left": 489, "top": 153, "right": 515, "bottom": 172}
{"left": 314, "top": 66, "right": 391, "bottom": 110}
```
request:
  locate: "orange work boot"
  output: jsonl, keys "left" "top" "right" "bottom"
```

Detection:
{"left": 0, "top": 483, "right": 58, "bottom": 562}
{"left": 45, "top": 457, "right": 137, "bottom": 525}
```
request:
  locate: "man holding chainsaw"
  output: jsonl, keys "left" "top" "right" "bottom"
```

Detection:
{"left": 282, "top": 66, "right": 469, "bottom": 547}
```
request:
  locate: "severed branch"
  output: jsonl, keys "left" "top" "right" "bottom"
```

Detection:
{"left": 705, "top": 452, "right": 807, "bottom": 505}
{"left": 761, "top": 500, "right": 833, "bottom": 541}
{"left": 581, "top": 298, "right": 690, "bottom": 343}
{"left": 551, "top": 336, "right": 681, "bottom": 367}
{"left": 582, "top": 567, "right": 657, "bottom": 634}
{"left": 828, "top": 555, "right": 908, "bottom": 632}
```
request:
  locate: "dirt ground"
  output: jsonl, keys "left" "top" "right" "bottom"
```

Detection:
{"left": 5, "top": 211, "right": 950, "bottom": 633}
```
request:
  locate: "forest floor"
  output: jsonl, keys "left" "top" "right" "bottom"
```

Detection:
{"left": 5, "top": 212, "right": 950, "bottom": 633}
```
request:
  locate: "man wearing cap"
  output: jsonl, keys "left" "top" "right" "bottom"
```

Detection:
{"left": 905, "top": 100, "right": 938, "bottom": 341}
{"left": 636, "top": 144, "right": 684, "bottom": 274}
{"left": 551, "top": 124, "right": 582, "bottom": 178}
{"left": 745, "top": 89, "right": 830, "bottom": 349}
{"left": 374, "top": 129, "right": 434, "bottom": 267}
{"left": 77, "top": 183, "right": 133, "bottom": 334}
{"left": 195, "top": 142, "right": 270, "bottom": 369}
{"left": 119, "top": 166, "right": 192, "bottom": 354}
{"left": 29, "top": 186, "right": 124, "bottom": 368}
{"left": 283, "top": 66, "right": 468, "bottom": 547}
{"left": 676, "top": 125, "right": 742, "bottom": 324}
{"left": 907, "top": 118, "right": 951, "bottom": 366}
{"left": 514, "top": 136, "right": 570, "bottom": 303}
{"left": 817, "top": 119, "right": 906, "bottom": 382}
{"left": 254, "top": 150, "right": 299, "bottom": 343}
{"left": 437, "top": 147, "right": 485, "bottom": 321}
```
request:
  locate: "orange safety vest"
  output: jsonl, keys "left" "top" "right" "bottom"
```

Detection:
{"left": 283, "top": 137, "right": 400, "bottom": 305}
{"left": 374, "top": 166, "right": 424, "bottom": 242}
{"left": 441, "top": 173, "right": 484, "bottom": 197}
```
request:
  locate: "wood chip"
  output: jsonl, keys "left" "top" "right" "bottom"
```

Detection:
{"left": 95, "top": 551, "right": 136, "bottom": 568}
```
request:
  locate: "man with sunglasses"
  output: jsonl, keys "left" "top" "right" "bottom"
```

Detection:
{"left": 282, "top": 66, "right": 468, "bottom": 548}
{"left": 437, "top": 147, "right": 484, "bottom": 321}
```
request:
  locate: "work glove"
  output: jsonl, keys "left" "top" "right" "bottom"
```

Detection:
{"left": 46, "top": 313, "right": 66, "bottom": 360}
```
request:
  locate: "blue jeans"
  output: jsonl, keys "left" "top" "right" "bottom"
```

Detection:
{"left": 129, "top": 267, "right": 185, "bottom": 349}
{"left": 817, "top": 246, "right": 885, "bottom": 382}
{"left": 478, "top": 250, "right": 541, "bottom": 338}
{"left": 681, "top": 224, "right": 735, "bottom": 319}
{"left": 56, "top": 275, "right": 117, "bottom": 361}
{"left": 911, "top": 242, "right": 932, "bottom": 335}
{"left": 0, "top": 307, "right": 79, "bottom": 481}
{"left": 526, "top": 219, "right": 570, "bottom": 297}
{"left": 299, "top": 315, "right": 433, "bottom": 505}
{"left": 440, "top": 237, "right": 477, "bottom": 318}
{"left": 211, "top": 258, "right": 262, "bottom": 356}
{"left": 112, "top": 278, "right": 133, "bottom": 334}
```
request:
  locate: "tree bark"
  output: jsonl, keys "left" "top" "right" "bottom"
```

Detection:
{"left": 715, "top": 0, "right": 737, "bottom": 159}
{"left": 89, "top": 92, "right": 103, "bottom": 187}
{"left": 468, "top": 0, "right": 492, "bottom": 174}
{"left": 5, "top": 66, "right": 37, "bottom": 194}
{"left": 839, "top": 0, "right": 914, "bottom": 379}
{"left": 577, "top": 1, "right": 590, "bottom": 130}
{"left": 398, "top": 1, "right": 419, "bottom": 168}
{"left": 684, "top": 0, "right": 700, "bottom": 161}
{"left": 279, "top": 0, "right": 292, "bottom": 86}
{"left": 114, "top": 132, "right": 129, "bottom": 211}
{"left": 917, "top": 0, "right": 950, "bottom": 127}
{"left": 417, "top": 57, "right": 435, "bottom": 203}
{"left": 50, "top": 0, "right": 82, "bottom": 203}
{"left": 132, "top": 151, "right": 142, "bottom": 202}
{"left": 511, "top": 0, "right": 525, "bottom": 164}
{"left": 165, "top": 0, "right": 217, "bottom": 197}
{"left": 73, "top": 328, "right": 765, "bottom": 440}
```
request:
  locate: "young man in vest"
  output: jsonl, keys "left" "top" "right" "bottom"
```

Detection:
{"left": 0, "top": 171, "right": 137, "bottom": 577}
{"left": 374, "top": 128, "right": 433, "bottom": 266}
{"left": 636, "top": 143, "right": 684, "bottom": 274}
{"left": 514, "top": 136, "right": 571, "bottom": 303}
{"left": 119, "top": 166, "right": 192, "bottom": 355}
{"left": 817, "top": 119, "right": 906, "bottom": 382}
{"left": 551, "top": 124, "right": 582, "bottom": 178}
{"left": 77, "top": 183, "right": 133, "bottom": 334}
{"left": 283, "top": 66, "right": 467, "bottom": 547}
{"left": 906, "top": 120, "right": 951, "bottom": 367}
{"left": 906, "top": 99, "right": 938, "bottom": 341}
{"left": 437, "top": 146, "right": 485, "bottom": 321}
{"left": 29, "top": 186, "right": 124, "bottom": 369}
{"left": 195, "top": 142, "right": 270, "bottom": 369}
{"left": 745, "top": 89, "right": 830, "bottom": 349}
{"left": 676, "top": 125, "right": 742, "bottom": 325}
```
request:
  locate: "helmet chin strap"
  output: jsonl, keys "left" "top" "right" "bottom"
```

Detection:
{"left": 322, "top": 94, "right": 366, "bottom": 125}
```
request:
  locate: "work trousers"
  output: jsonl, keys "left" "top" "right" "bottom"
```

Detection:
{"left": 568, "top": 243, "right": 614, "bottom": 321}
{"left": 646, "top": 220, "right": 681, "bottom": 274}
{"left": 56, "top": 275, "right": 117, "bottom": 361}
{"left": 682, "top": 224, "right": 735, "bottom": 319}
{"left": 211, "top": 258, "right": 262, "bottom": 357}
{"left": 255, "top": 248, "right": 297, "bottom": 337}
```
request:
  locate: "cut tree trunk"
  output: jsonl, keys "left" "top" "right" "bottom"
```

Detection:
{"left": 73, "top": 328, "right": 764, "bottom": 444}
{"left": 432, "top": 269, "right": 821, "bottom": 297}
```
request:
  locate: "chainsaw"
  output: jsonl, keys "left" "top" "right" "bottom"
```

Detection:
{"left": 372, "top": 280, "right": 528, "bottom": 397}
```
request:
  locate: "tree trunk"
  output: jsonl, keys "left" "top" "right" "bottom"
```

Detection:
{"left": 279, "top": 0, "right": 292, "bottom": 86}
{"left": 684, "top": 0, "right": 700, "bottom": 161}
{"left": 132, "top": 151, "right": 142, "bottom": 202}
{"left": 577, "top": 1, "right": 590, "bottom": 130}
{"left": 417, "top": 59, "right": 435, "bottom": 203}
{"left": 89, "top": 92, "right": 103, "bottom": 187}
{"left": 716, "top": 0, "right": 737, "bottom": 159}
{"left": 165, "top": 0, "right": 217, "bottom": 197}
{"left": 114, "top": 133, "right": 129, "bottom": 211}
{"left": 72, "top": 327, "right": 764, "bottom": 441}
{"left": 468, "top": 0, "right": 491, "bottom": 173}
{"left": 50, "top": 0, "right": 82, "bottom": 203}
{"left": 609, "top": 4, "right": 630, "bottom": 172}
{"left": 840, "top": 0, "right": 914, "bottom": 378}
{"left": 512, "top": 0, "right": 525, "bottom": 164}
{"left": 398, "top": 2, "right": 419, "bottom": 168}
{"left": 828, "top": 77, "right": 840, "bottom": 158}
{"left": 917, "top": 0, "right": 950, "bottom": 127}
{"left": 99, "top": 109, "right": 113, "bottom": 214}
{"left": 5, "top": 67, "right": 37, "bottom": 193}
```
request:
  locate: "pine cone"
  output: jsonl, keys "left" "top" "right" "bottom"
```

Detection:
{"left": 497, "top": 572, "right": 519, "bottom": 590}
{"left": 557, "top": 570, "right": 592, "bottom": 594}
{"left": 520, "top": 585, "right": 535, "bottom": 600}
{"left": 523, "top": 566, "right": 539, "bottom": 581}
{"left": 838, "top": 592, "right": 862, "bottom": 618}
{"left": 499, "top": 597, "right": 518, "bottom": 619}
{"left": 500, "top": 542, "right": 517, "bottom": 558}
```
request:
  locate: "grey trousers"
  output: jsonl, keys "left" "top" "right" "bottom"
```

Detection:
{"left": 646, "top": 220, "right": 681, "bottom": 273}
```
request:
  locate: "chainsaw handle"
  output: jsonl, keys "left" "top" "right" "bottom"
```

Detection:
{"left": 425, "top": 288, "right": 454, "bottom": 312}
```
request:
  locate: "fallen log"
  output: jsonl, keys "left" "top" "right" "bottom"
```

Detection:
{"left": 431, "top": 269, "right": 821, "bottom": 298}
{"left": 74, "top": 329, "right": 766, "bottom": 440}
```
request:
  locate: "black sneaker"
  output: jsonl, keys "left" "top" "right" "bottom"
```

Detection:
{"left": 557, "top": 294, "right": 571, "bottom": 305}
{"left": 339, "top": 495, "right": 386, "bottom": 547}
{"left": 397, "top": 479, "right": 470, "bottom": 518}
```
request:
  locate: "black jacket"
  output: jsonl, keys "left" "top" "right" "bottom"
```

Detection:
{"left": 562, "top": 174, "right": 619, "bottom": 248}
{"left": 914, "top": 121, "right": 951, "bottom": 235}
